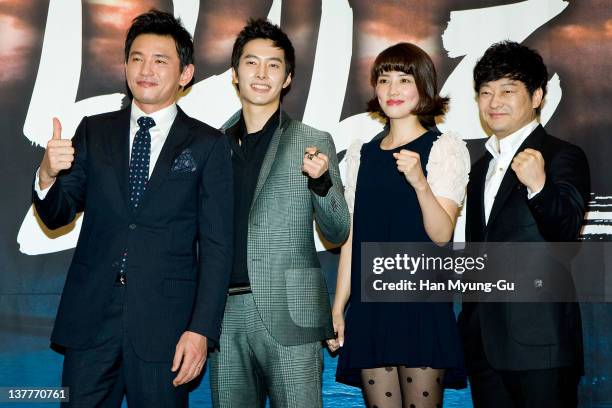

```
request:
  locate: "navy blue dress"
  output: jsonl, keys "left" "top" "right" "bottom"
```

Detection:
{"left": 336, "top": 130, "right": 466, "bottom": 389}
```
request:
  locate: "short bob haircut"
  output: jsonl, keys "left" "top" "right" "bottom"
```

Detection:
{"left": 367, "top": 43, "right": 448, "bottom": 127}
{"left": 474, "top": 41, "right": 548, "bottom": 114}
{"left": 124, "top": 9, "right": 194, "bottom": 72}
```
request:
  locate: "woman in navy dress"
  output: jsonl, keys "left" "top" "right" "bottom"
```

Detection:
{"left": 328, "top": 43, "right": 470, "bottom": 407}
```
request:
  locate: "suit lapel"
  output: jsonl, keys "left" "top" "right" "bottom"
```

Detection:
{"left": 486, "top": 161, "right": 520, "bottom": 227}
{"left": 137, "top": 107, "right": 194, "bottom": 211}
{"left": 220, "top": 110, "right": 242, "bottom": 133}
{"left": 108, "top": 107, "right": 132, "bottom": 211}
{"left": 250, "top": 110, "right": 288, "bottom": 212}
{"left": 487, "top": 125, "right": 546, "bottom": 227}
{"left": 468, "top": 154, "right": 490, "bottom": 240}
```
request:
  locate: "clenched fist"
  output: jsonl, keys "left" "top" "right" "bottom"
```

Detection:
{"left": 393, "top": 149, "right": 427, "bottom": 191}
{"left": 511, "top": 148, "right": 545, "bottom": 194}
{"left": 302, "top": 146, "right": 329, "bottom": 179}
{"left": 39, "top": 118, "right": 74, "bottom": 190}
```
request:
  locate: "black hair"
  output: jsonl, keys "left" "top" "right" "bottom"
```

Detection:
{"left": 367, "top": 42, "right": 448, "bottom": 127}
{"left": 125, "top": 9, "right": 194, "bottom": 72}
{"left": 474, "top": 41, "right": 548, "bottom": 113}
{"left": 231, "top": 18, "right": 295, "bottom": 91}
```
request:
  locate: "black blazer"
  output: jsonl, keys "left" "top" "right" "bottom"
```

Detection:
{"left": 459, "top": 125, "right": 590, "bottom": 372}
{"left": 33, "top": 106, "right": 233, "bottom": 362}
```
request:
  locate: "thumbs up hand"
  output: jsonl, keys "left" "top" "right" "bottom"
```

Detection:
{"left": 39, "top": 118, "right": 75, "bottom": 190}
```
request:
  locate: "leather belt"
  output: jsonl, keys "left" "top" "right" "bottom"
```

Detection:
{"left": 115, "top": 272, "right": 127, "bottom": 285}
{"left": 228, "top": 286, "right": 251, "bottom": 296}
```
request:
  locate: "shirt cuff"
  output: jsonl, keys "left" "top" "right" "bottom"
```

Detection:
{"left": 527, "top": 185, "right": 543, "bottom": 200}
{"left": 34, "top": 168, "right": 54, "bottom": 200}
{"left": 308, "top": 171, "right": 332, "bottom": 197}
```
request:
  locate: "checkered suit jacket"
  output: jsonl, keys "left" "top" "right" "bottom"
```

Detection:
{"left": 222, "top": 110, "right": 350, "bottom": 345}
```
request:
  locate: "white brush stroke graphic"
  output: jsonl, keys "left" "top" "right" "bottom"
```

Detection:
{"left": 19, "top": 0, "right": 123, "bottom": 255}
{"left": 19, "top": 0, "right": 581, "bottom": 255}
{"left": 437, "top": 0, "right": 568, "bottom": 139}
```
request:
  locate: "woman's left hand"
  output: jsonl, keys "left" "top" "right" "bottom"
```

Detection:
{"left": 393, "top": 149, "right": 427, "bottom": 191}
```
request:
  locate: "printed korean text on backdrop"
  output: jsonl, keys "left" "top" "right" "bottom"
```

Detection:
{"left": 17, "top": 0, "right": 574, "bottom": 255}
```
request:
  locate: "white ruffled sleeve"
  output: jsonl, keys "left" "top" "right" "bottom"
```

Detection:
{"left": 425, "top": 131, "right": 470, "bottom": 206}
{"left": 344, "top": 139, "right": 364, "bottom": 214}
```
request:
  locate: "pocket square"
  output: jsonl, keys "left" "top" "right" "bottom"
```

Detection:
{"left": 171, "top": 148, "right": 197, "bottom": 173}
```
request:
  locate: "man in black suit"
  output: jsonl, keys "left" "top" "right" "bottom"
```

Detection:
{"left": 32, "top": 10, "right": 232, "bottom": 407}
{"left": 459, "top": 41, "right": 590, "bottom": 407}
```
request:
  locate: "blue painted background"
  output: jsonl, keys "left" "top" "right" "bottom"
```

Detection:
{"left": 1, "top": 298, "right": 610, "bottom": 407}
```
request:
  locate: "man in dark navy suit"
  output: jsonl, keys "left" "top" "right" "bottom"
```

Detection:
{"left": 459, "top": 41, "right": 590, "bottom": 408}
{"left": 33, "top": 10, "right": 232, "bottom": 407}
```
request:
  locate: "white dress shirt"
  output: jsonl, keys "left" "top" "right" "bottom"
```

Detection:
{"left": 483, "top": 120, "right": 540, "bottom": 225}
{"left": 35, "top": 101, "right": 178, "bottom": 199}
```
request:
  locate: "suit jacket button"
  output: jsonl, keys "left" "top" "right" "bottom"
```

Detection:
{"left": 129, "top": 223, "right": 137, "bottom": 230}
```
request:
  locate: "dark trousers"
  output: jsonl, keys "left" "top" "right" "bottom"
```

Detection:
{"left": 60, "top": 285, "right": 188, "bottom": 407}
{"left": 470, "top": 365, "right": 580, "bottom": 408}
{"left": 463, "top": 307, "right": 580, "bottom": 408}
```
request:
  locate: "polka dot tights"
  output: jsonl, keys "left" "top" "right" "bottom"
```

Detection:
{"left": 361, "top": 366, "right": 445, "bottom": 408}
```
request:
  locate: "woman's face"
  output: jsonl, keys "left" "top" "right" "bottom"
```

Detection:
{"left": 375, "top": 70, "right": 420, "bottom": 120}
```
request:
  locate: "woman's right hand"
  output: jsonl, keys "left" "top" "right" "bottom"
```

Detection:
{"left": 327, "top": 309, "right": 345, "bottom": 352}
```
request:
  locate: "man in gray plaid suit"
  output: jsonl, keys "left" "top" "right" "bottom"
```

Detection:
{"left": 208, "top": 19, "right": 350, "bottom": 407}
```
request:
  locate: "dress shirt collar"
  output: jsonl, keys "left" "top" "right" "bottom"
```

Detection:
{"left": 228, "top": 108, "right": 280, "bottom": 160}
{"left": 242, "top": 108, "right": 280, "bottom": 139}
{"left": 485, "top": 120, "right": 539, "bottom": 161}
{"left": 130, "top": 101, "right": 178, "bottom": 137}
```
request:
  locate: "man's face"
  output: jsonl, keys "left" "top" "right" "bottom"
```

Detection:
{"left": 232, "top": 38, "right": 291, "bottom": 110}
{"left": 477, "top": 78, "right": 543, "bottom": 139}
{"left": 125, "top": 33, "right": 194, "bottom": 114}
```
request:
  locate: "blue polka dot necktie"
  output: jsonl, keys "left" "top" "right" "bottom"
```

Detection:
{"left": 118, "top": 116, "right": 155, "bottom": 284}
{"left": 129, "top": 116, "right": 155, "bottom": 209}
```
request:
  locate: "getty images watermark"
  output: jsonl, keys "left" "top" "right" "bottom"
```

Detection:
{"left": 361, "top": 242, "right": 612, "bottom": 303}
